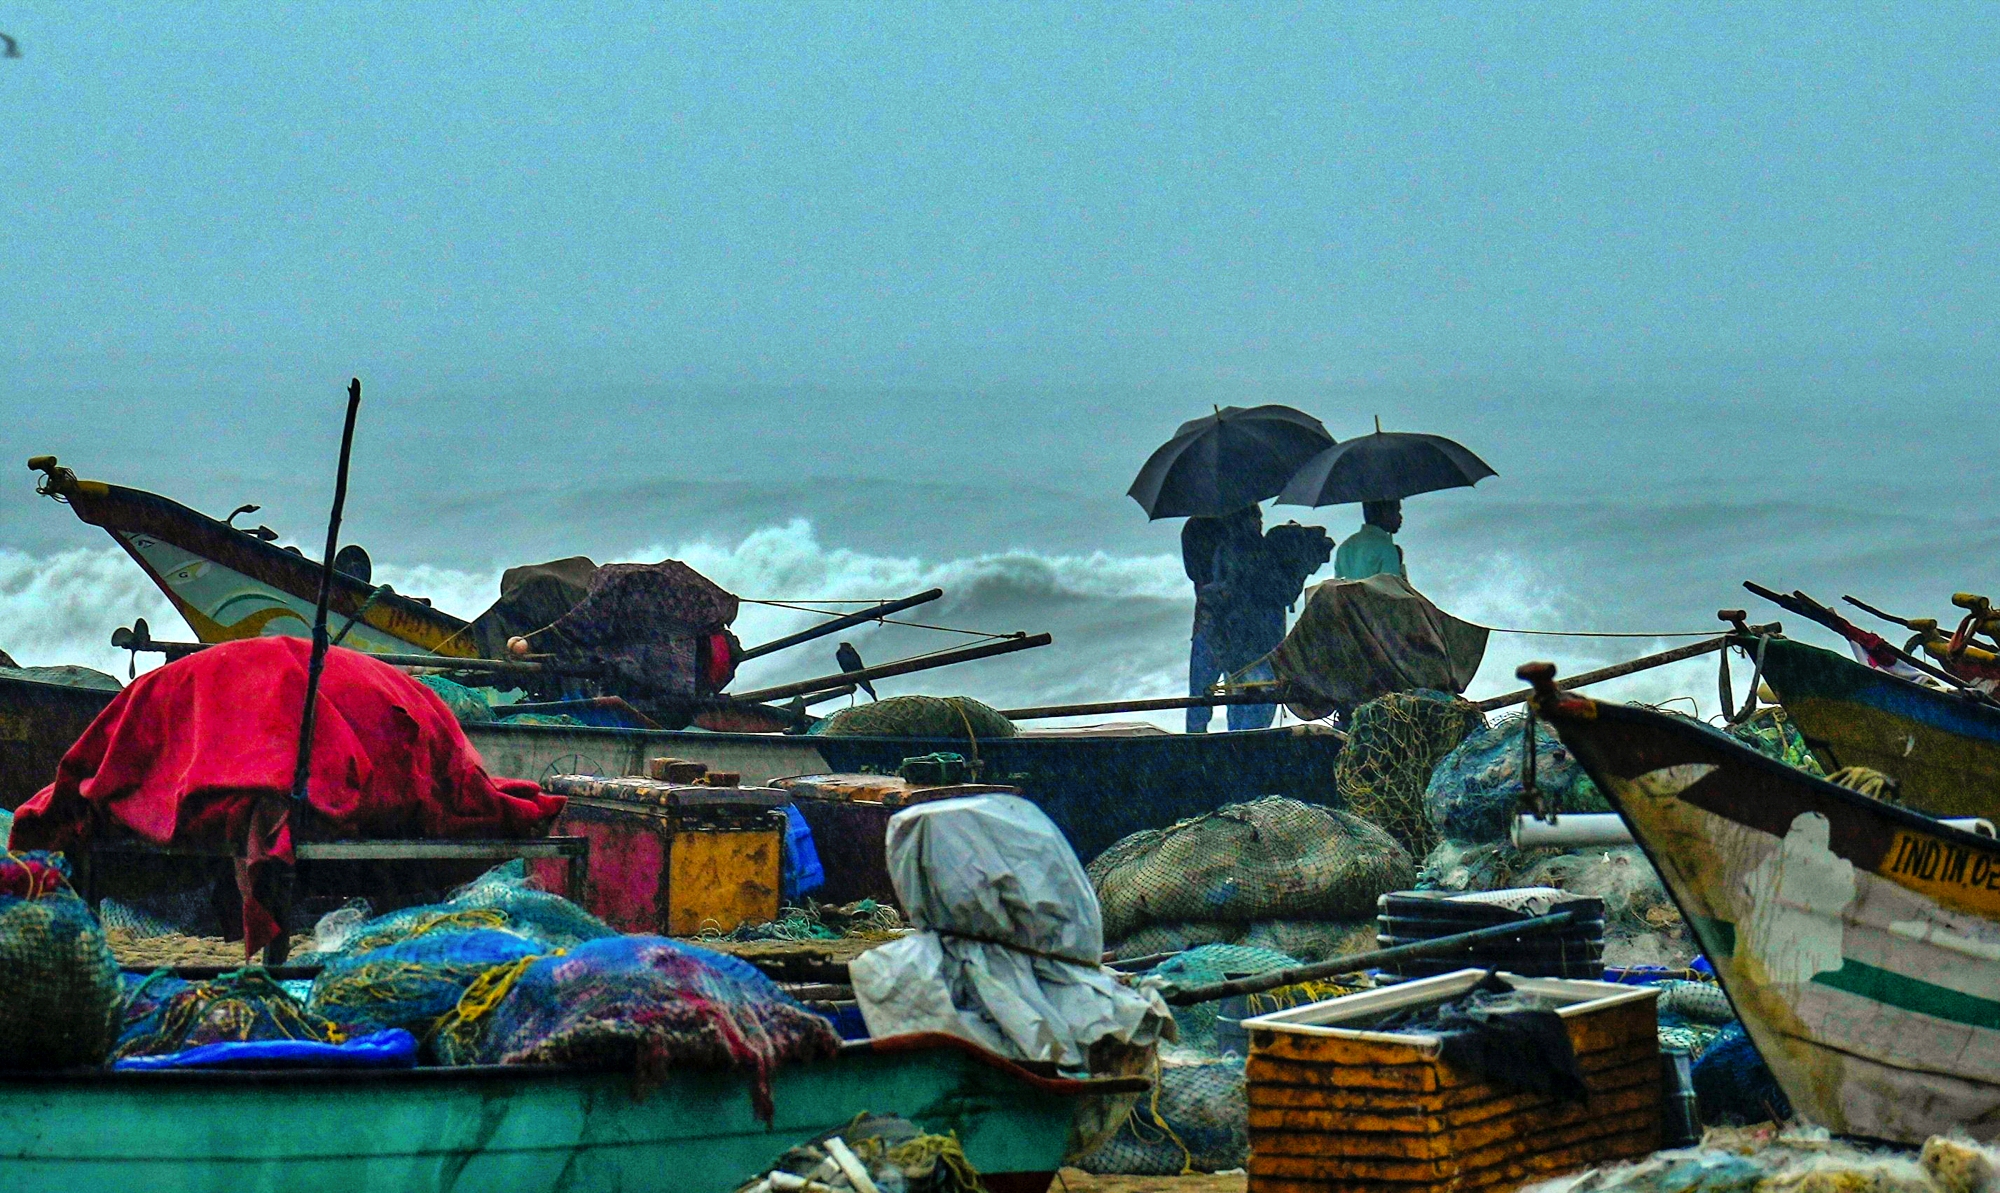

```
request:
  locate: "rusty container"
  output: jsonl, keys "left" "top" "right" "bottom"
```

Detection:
{"left": 1242, "top": 970, "right": 1661, "bottom": 1193}
{"left": 770, "top": 774, "right": 1020, "bottom": 907}
{"left": 534, "top": 775, "right": 787, "bottom": 936}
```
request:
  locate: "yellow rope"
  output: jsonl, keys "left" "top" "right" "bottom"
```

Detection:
{"left": 430, "top": 950, "right": 561, "bottom": 1050}
{"left": 885, "top": 1131, "right": 988, "bottom": 1193}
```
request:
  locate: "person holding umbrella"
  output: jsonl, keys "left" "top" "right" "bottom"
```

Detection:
{"left": 1129, "top": 405, "right": 1335, "bottom": 732}
{"left": 1334, "top": 499, "right": 1407, "bottom": 580}
{"left": 1282, "top": 418, "right": 1496, "bottom": 581}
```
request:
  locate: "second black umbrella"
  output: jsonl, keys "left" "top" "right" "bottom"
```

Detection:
{"left": 1278, "top": 423, "right": 1495, "bottom": 507}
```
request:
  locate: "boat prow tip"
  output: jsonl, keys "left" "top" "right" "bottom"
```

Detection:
{"left": 1515, "top": 659, "right": 1598, "bottom": 719}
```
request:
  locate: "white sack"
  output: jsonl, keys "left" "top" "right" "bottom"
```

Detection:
{"left": 851, "top": 794, "right": 1172, "bottom": 1071}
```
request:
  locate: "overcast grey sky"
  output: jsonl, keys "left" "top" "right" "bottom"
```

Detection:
{"left": 3, "top": 4, "right": 1996, "bottom": 708}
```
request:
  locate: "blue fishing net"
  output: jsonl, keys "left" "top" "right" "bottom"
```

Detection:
{"left": 0, "top": 851, "right": 121, "bottom": 1068}
{"left": 1692, "top": 1025, "right": 1793, "bottom": 1126}
{"left": 1151, "top": 945, "right": 1297, "bottom": 1053}
{"left": 307, "top": 928, "right": 550, "bottom": 1045}
{"left": 112, "top": 968, "right": 339, "bottom": 1061}
{"left": 434, "top": 935, "right": 840, "bottom": 1121}
{"left": 415, "top": 674, "right": 496, "bottom": 724}
{"left": 295, "top": 861, "right": 615, "bottom": 962}
{"left": 1424, "top": 714, "right": 1611, "bottom": 845}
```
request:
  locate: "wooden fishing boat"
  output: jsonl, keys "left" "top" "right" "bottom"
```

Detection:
{"left": 0, "top": 671, "right": 116, "bottom": 810}
{"left": 465, "top": 719, "right": 1344, "bottom": 863}
{"left": 0, "top": 1032, "right": 1145, "bottom": 1192}
{"left": 1745, "top": 633, "right": 2000, "bottom": 817}
{"left": 1529, "top": 666, "right": 2000, "bottom": 1143}
{"left": 29, "top": 456, "right": 479, "bottom": 657}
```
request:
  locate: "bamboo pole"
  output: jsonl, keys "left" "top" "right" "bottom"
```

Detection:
{"left": 735, "top": 589, "right": 945, "bottom": 662}
{"left": 730, "top": 633, "right": 1053, "bottom": 704}
{"left": 1474, "top": 628, "right": 1775, "bottom": 713}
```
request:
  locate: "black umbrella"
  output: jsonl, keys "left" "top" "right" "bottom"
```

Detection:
{"left": 1277, "top": 422, "right": 1496, "bottom": 506}
{"left": 1127, "top": 405, "right": 1335, "bottom": 519}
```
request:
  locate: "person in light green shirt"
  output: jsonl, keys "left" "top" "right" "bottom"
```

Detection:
{"left": 1333, "top": 499, "right": 1407, "bottom": 580}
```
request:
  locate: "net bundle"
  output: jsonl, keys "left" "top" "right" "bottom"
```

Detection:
{"left": 812, "top": 695, "right": 1017, "bottom": 740}
{"left": 434, "top": 935, "right": 840, "bottom": 1121}
{"left": 0, "top": 851, "right": 121, "bottom": 1068}
{"left": 298, "top": 861, "right": 615, "bottom": 962}
{"left": 1077, "top": 1055, "right": 1250, "bottom": 1177}
{"left": 1335, "top": 690, "right": 1487, "bottom": 858}
{"left": 1424, "top": 712, "right": 1610, "bottom": 846}
{"left": 113, "top": 968, "right": 339, "bottom": 1060}
{"left": 307, "top": 928, "right": 551, "bottom": 1045}
{"left": 1089, "top": 796, "right": 1413, "bottom": 943}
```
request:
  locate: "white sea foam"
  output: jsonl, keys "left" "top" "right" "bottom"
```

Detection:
{"left": 0, "top": 521, "right": 1727, "bottom": 720}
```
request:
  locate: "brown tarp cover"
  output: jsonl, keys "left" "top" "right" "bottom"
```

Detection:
{"left": 1268, "top": 574, "right": 1488, "bottom": 717}
{"left": 464, "top": 556, "right": 599, "bottom": 659}
{"left": 538, "top": 560, "right": 741, "bottom": 697}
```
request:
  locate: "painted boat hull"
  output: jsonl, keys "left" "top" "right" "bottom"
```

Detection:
{"left": 0, "top": 673, "right": 117, "bottom": 810}
{"left": 1754, "top": 634, "right": 2000, "bottom": 817}
{"left": 0, "top": 1034, "right": 1128, "bottom": 1192}
{"left": 1542, "top": 692, "right": 2000, "bottom": 1143}
{"left": 465, "top": 720, "right": 1345, "bottom": 862}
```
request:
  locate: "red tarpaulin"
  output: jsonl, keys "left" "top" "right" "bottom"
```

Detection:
{"left": 12, "top": 637, "right": 564, "bottom": 957}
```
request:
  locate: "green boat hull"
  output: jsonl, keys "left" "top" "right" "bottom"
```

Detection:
{"left": 1751, "top": 635, "right": 2000, "bottom": 817}
{"left": 0, "top": 1035, "right": 1131, "bottom": 1192}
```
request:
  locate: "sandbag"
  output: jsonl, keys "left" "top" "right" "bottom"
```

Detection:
{"left": 1089, "top": 796, "right": 1413, "bottom": 942}
{"left": 1425, "top": 714, "right": 1609, "bottom": 845}
{"left": 0, "top": 852, "right": 120, "bottom": 1068}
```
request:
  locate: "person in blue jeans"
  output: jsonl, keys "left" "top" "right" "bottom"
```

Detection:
{"left": 1184, "top": 506, "right": 1298, "bottom": 732}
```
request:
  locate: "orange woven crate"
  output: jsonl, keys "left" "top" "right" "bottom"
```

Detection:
{"left": 1243, "top": 970, "right": 1661, "bottom": 1193}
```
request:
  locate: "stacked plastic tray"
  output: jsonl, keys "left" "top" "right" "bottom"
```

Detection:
{"left": 1376, "top": 890, "right": 1605, "bottom": 978}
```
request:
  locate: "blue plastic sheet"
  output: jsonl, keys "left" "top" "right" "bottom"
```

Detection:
{"left": 113, "top": 1028, "right": 419, "bottom": 1071}
{"left": 781, "top": 804, "right": 825, "bottom": 901}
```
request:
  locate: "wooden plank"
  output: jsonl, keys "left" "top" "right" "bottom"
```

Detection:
{"left": 1247, "top": 1106, "right": 1659, "bottom": 1181}
{"left": 1244, "top": 1124, "right": 1662, "bottom": 1193}
{"left": 295, "top": 837, "right": 590, "bottom": 860}
{"left": 1248, "top": 1080, "right": 1658, "bottom": 1159}
{"left": 1248, "top": 1055, "right": 1658, "bottom": 1133}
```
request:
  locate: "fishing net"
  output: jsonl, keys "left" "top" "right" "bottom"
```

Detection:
{"left": 1691, "top": 1026, "right": 1793, "bottom": 1126}
{"left": 1522, "top": 1123, "right": 1989, "bottom": 1193}
{"left": 1418, "top": 839, "right": 1566, "bottom": 892}
{"left": 1088, "top": 796, "right": 1413, "bottom": 942}
{"left": 112, "top": 968, "right": 339, "bottom": 1060}
{"left": 416, "top": 674, "right": 495, "bottom": 724}
{"left": 1425, "top": 714, "right": 1611, "bottom": 846}
{"left": 1724, "top": 706, "right": 1824, "bottom": 776}
{"left": 307, "top": 928, "right": 550, "bottom": 1045}
{"left": 811, "top": 695, "right": 1018, "bottom": 740}
{"left": 1236, "top": 918, "right": 1377, "bottom": 963}
{"left": 1519, "top": 846, "right": 1694, "bottom": 968}
{"left": 1104, "top": 920, "right": 1242, "bottom": 961}
{"left": 737, "top": 1112, "right": 990, "bottom": 1193}
{"left": 434, "top": 935, "right": 840, "bottom": 1121}
{"left": 1151, "top": 944, "right": 1298, "bottom": 1053}
{"left": 0, "top": 851, "right": 121, "bottom": 1068}
{"left": 1333, "top": 690, "right": 1486, "bottom": 858}
{"left": 1076, "top": 1055, "right": 1249, "bottom": 1176}
{"left": 295, "top": 861, "right": 615, "bottom": 962}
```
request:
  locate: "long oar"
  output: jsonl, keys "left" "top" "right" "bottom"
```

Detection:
{"left": 728, "top": 633, "right": 1053, "bottom": 704}
{"left": 291, "top": 378, "right": 363, "bottom": 808}
{"left": 735, "top": 589, "right": 945, "bottom": 662}
{"left": 1162, "top": 910, "right": 1582, "bottom": 1005}
{"left": 1473, "top": 629, "right": 1774, "bottom": 713}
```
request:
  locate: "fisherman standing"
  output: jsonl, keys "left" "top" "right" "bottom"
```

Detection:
{"left": 1186, "top": 508, "right": 1331, "bottom": 732}
{"left": 1334, "top": 499, "right": 1407, "bottom": 580}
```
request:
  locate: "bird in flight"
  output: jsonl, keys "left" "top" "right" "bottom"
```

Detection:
{"left": 835, "top": 641, "right": 877, "bottom": 700}
{"left": 1, "top": 34, "right": 19, "bottom": 58}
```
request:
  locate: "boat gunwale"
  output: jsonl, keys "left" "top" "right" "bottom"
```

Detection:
{"left": 1547, "top": 693, "right": 2000, "bottom": 855}
{"left": 465, "top": 720, "right": 1326, "bottom": 746}
{"left": 0, "top": 1031, "right": 1154, "bottom": 1096}
{"left": 1733, "top": 631, "right": 2000, "bottom": 729}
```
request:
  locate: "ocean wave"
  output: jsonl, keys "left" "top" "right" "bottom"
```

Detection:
{"left": 0, "top": 522, "right": 1732, "bottom": 720}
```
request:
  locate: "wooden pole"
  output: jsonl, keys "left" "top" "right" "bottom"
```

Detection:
{"left": 729, "top": 633, "right": 1053, "bottom": 704}
{"left": 1163, "top": 910, "right": 1581, "bottom": 1005}
{"left": 1473, "top": 628, "right": 1775, "bottom": 713}
{"left": 735, "top": 589, "right": 946, "bottom": 662}
{"left": 1000, "top": 691, "right": 1307, "bottom": 721}
{"left": 291, "top": 379, "right": 362, "bottom": 807}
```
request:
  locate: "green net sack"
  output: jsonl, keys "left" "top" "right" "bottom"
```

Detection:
{"left": 416, "top": 674, "right": 496, "bottom": 724}
{"left": 1334, "top": 690, "right": 1486, "bottom": 858}
{"left": 811, "top": 695, "right": 1017, "bottom": 740}
{"left": 0, "top": 852, "right": 120, "bottom": 1068}
{"left": 1236, "top": 918, "right": 1377, "bottom": 963}
{"left": 1089, "top": 797, "right": 1413, "bottom": 942}
{"left": 1152, "top": 944, "right": 1298, "bottom": 1053}
{"left": 1076, "top": 1056, "right": 1249, "bottom": 1176}
{"left": 1724, "top": 707, "right": 1824, "bottom": 776}
{"left": 296, "top": 861, "right": 615, "bottom": 962}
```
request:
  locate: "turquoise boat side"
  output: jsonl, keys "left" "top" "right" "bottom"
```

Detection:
{"left": 0, "top": 1035, "right": 1120, "bottom": 1192}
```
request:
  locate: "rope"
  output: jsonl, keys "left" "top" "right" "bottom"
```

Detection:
{"left": 330, "top": 583, "right": 393, "bottom": 648}
{"left": 750, "top": 598, "right": 1015, "bottom": 642}
{"left": 430, "top": 950, "right": 562, "bottom": 1050}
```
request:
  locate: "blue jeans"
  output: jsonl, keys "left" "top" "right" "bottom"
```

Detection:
{"left": 1188, "top": 630, "right": 1278, "bottom": 733}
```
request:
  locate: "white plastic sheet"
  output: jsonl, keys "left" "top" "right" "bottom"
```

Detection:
{"left": 851, "top": 794, "right": 1172, "bottom": 1071}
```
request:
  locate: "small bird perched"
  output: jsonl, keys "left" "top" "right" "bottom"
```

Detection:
{"left": 1, "top": 34, "right": 19, "bottom": 58}
{"left": 835, "top": 641, "right": 877, "bottom": 699}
